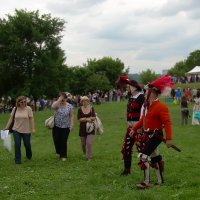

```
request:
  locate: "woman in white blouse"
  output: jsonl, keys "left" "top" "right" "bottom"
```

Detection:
{"left": 51, "top": 93, "right": 74, "bottom": 161}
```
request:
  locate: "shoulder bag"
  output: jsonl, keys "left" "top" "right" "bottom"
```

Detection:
{"left": 8, "top": 107, "right": 17, "bottom": 133}
{"left": 86, "top": 106, "right": 95, "bottom": 133}
{"left": 45, "top": 115, "right": 55, "bottom": 129}
{"left": 94, "top": 114, "right": 104, "bottom": 135}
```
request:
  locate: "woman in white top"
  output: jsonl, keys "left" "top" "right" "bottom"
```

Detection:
{"left": 5, "top": 96, "right": 35, "bottom": 164}
{"left": 51, "top": 93, "right": 74, "bottom": 161}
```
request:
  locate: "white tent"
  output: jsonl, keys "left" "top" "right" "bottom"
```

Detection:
{"left": 186, "top": 66, "right": 200, "bottom": 75}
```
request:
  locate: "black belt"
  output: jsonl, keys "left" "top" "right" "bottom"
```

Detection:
{"left": 143, "top": 129, "right": 162, "bottom": 135}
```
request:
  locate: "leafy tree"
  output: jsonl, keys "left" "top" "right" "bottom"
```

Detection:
{"left": 185, "top": 50, "right": 200, "bottom": 71}
{"left": 67, "top": 66, "right": 91, "bottom": 95}
{"left": 85, "top": 74, "right": 112, "bottom": 93}
{"left": 139, "top": 69, "right": 159, "bottom": 85}
{"left": 168, "top": 50, "right": 200, "bottom": 77}
{"left": 86, "top": 57, "right": 126, "bottom": 86}
{"left": 0, "top": 9, "right": 67, "bottom": 101}
{"left": 67, "top": 66, "right": 112, "bottom": 95}
{"left": 168, "top": 61, "right": 186, "bottom": 77}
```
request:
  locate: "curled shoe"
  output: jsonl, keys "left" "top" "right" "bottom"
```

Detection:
{"left": 136, "top": 182, "right": 151, "bottom": 189}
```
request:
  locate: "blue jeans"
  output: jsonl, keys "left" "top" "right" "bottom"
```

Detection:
{"left": 13, "top": 131, "right": 32, "bottom": 164}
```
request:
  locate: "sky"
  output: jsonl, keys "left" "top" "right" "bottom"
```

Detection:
{"left": 1, "top": 0, "right": 200, "bottom": 74}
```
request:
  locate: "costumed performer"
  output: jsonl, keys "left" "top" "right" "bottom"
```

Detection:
{"left": 131, "top": 74, "right": 175, "bottom": 189}
{"left": 116, "top": 76, "right": 145, "bottom": 176}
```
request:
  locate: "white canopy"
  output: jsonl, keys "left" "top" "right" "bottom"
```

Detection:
{"left": 186, "top": 66, "right": 200, "bottom": 75}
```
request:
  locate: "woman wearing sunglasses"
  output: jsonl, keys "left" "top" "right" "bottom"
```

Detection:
{"left": 5, "top": 96, "right": 35, "bottom": 164}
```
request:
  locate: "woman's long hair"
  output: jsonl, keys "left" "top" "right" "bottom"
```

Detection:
{"left": 16, "top": 96, "right": 27, "bottom": 107}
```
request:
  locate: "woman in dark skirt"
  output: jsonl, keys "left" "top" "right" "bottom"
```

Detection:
{"left": 77, "top": 96, "right": 96, "bottom": 160}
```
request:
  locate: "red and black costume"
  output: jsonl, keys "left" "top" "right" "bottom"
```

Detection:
{"left": 134, "top": 100, "right": 172, "bottom": 185}
{"left": 116, "top": 76, "right": 145, "bottom": 175}
{"left": 132, "top": 75, "right": 174, "bottom": 189}
{"left": 121, "top": 92, "right": 145, "bottom": 174}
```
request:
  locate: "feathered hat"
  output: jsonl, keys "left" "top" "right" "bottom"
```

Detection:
{"left": 115, "top": 76, "right": 142, "bottom": 91}
{"left": 147, "top": 74, "right": 175, "bottom": 96}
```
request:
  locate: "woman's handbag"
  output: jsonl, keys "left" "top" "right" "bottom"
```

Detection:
{"left": 8, "top": 107, "right": 17, "bottom": 133}
{"left": 86, "top": 113, "right": 104, "bottom": 135}
{"left": 86, "top": 121, "right": 95, "bottom": 133}
{"left": 45, "top": 115, "right": 55, "bottom": 129}
{"left": 3, "top": 134, "right": 12, "bottom": 152}
{"left": 94, "top": 115, "right": 104, "bottom": 135}
{"left": 86, "top": 106, "right": 96, "bottom": 133}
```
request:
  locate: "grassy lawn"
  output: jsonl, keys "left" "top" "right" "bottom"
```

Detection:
{"left": 174, "top": 82, "right": 200, "bottom": 89}
{"left": 0, "top": 100, "right": 200, "bottom": 200}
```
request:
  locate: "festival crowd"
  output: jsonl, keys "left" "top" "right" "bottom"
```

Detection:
{"left": 0, "top": 74, "right": 200, "bottom": 190}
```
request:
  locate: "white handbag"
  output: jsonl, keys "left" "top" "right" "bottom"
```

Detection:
{"left": 86, "top": 113, "right": 104, "bottom": 135}
{"left": 45, "top": 116, "right": 54, "bottom": 129}
{"left": 86, "top": 121, "right": 95, "bottom": 133}
{"left": 3, "top": 133, "right": 12, "bottom": 152}
{"left": 94, "top": 115, "right": 104, "bottom": 135}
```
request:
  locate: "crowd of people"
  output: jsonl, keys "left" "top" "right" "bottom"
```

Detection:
{"left": 170, "top": 87, "right": 199, "bottom": 104}
{"left": 0, "top": 89, "right": 126, "bottom": 113}
{"left": 1, "top": 74, "right": 200, "bottom": 190}
{"left": 168, "top": 87, "right": 200, "bottom": 125}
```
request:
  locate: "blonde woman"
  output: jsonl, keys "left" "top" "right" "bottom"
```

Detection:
{"left": 5, "top": 96, "right": 35, "bottom": 164}
{"left": 51, "top": 93, "right": 74, "bottom": 161}
{"left": 77, "top": 96, "right": 96, "bottom": 160}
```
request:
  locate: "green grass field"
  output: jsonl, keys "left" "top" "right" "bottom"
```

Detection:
{"left": 0, "top": 101, "right": 200, "bottom": 200}
{"left": 174, "top": 82, "right": 200, "bottom": 89}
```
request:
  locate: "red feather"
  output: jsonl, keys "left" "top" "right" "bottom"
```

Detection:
{"left": 149, "top": 74, "right": 175, "bottom": 94}
{"left": 115, "top": 76, "right": 128, "bottom": 86}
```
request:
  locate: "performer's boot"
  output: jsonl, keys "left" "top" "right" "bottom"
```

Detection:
{"left": 121, "top": 127, "right": 134, "bottom": 176}
{"left": 121, "top": 160, "right": 131, "bottom": 176}
{"left": 151, "top": 155, "right": 164, "bottom": 185}
{"left": 136, "top": 154, "right": 151, "bottom": 189}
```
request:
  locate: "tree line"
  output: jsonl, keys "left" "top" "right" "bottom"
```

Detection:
{"left": 0, "top": 9, "right": 127, "bottom": 102}
{"left": 1, "top": 9, "right": 200, "bottom": 103}
{"left": 168, "top": 50, "right": 200, "bottom": 78}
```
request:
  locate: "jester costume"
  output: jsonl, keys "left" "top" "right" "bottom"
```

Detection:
{"left": 116, "top": 76, "right": 145, "bottom": 175}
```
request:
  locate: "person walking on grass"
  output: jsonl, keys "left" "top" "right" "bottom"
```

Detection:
{"left": 131, "top": 75, "right": 174, "bottom": 189}
{"left": 192, "top": 90, "right": 200, "bottom": 125}
{"left": 77, "top": 96, "right": 96, "bottom": 161}
{"left": 5, "top": 96, "right": 35, "bottom": 164}
{"left": 51, "top": 92, "right": 74, "bottom": 161}
{"left": 116, "top": 76, "right": 145, "bottom": 176}
{"left": 175, "top": 87, "right": 182, "bottom": 104}
{"left": 180, "top": 96, "right": 189, "bottom": 125}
